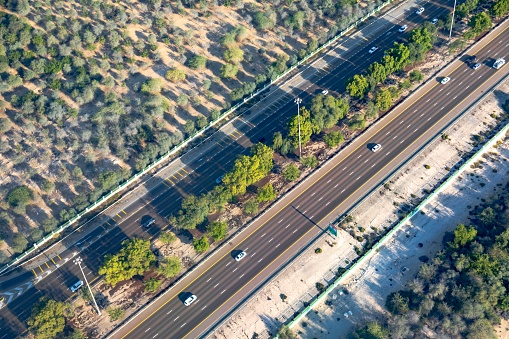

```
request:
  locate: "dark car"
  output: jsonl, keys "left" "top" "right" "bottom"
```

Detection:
{"left": 142, "top": 217, "right": 156, "bottom": 228}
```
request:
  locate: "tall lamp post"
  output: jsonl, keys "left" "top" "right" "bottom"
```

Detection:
{"left": 294, "top": 97, "right": 303, "bottom": 159}
{"left": 449, "top": 0, "right": 457, "bottom": 40}
{"left": 74, "top": 257, "right": 101, "bottom": 315}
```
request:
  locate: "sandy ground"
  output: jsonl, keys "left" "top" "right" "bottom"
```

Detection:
{"left": 209, "top": 74, "right": 509, "bottom": 338}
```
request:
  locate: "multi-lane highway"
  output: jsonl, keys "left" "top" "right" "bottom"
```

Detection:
{"left": 113, "top": 20, "right": 509, "bottom": 339}
{"left": 0, "top": 0, "right": 460, "bottom": 337}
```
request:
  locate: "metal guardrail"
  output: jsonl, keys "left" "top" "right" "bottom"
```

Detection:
{"left": 281, "top": 71, "right": 509, "bottom": 332}
{"left": 0, "top": 0, "right": 394, "bottom": 275}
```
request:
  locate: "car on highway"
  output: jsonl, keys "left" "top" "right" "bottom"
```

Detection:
{"left": 401, "top": 266, "right": 409, "bottom": 274}
{"left": 493, "top": 58, "right": 506, "bottom": 69}
{"left": 368, "top": 46, "right": 379, "bottom": 54}
{"left": 440, "top": 76, "right": 451, "bottom": 84}
{"left": 70, "top": 280, "right": 84, "bottom": 293}
{"left": 370, "top": 143, "right": 382, "bottom": 152}
{"left": 398, "top": 25, "right": 407, "bottom": 32}
{"left": 235, "top": 251, "right": 247, "bottom": 261}
{"left": 142, "top": 217, "right": 156, "bottom": 228}
{"left": 472, "top": 63, "right": 481, "bottom": 70}
{"left": 322, "top": 89, "right": 329, "bottom": 95}
{"left": 216, "top": 174, "right": 224, "bottom": 184}
{"left": 183, "top": 294, "right": 197, "bottom": 306}
{"left": 431, "top": 18, "right": 438, "bottom": 25}
{"left": 415, "top": 7, "right": 424, "bottom": 14}
{"left": 343, "top": 310, "right": 353, "bottom": 317}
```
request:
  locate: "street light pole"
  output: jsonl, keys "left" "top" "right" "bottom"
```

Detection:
{"left": 449, "top": 0, "right": 457, "bottom": 40}
{"left": 74, "top": 257, "right": 101, "bottom": 315}
{"left": 294, "top": 97, "right": 303, "bottom": 159}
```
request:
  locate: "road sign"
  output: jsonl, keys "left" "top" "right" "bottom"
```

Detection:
{"left": 328, "top": 224, "right": 338, "bottom": 237}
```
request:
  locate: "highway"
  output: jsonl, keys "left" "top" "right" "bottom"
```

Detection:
{"left": 116, "top": 10, "right": 509, "bottom": 339}
{"left": 0, "top": 0, "right": 458, "bottom": 337}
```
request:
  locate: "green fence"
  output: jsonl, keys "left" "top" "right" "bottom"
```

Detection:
{"left": 0, "top": 0, "right": 395, "bottom": 275}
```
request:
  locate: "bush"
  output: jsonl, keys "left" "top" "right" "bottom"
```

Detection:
{"left": 165, "top": 68, "right": 186, "bottom": 83}
{"left": 144, "top": 278, "right": 162, "bottom": 292}
{"left": 107, "top": 307, "right": 125, "bottom": 322}
{"left": 301, "top": 155, "right": 318, "bottom": 168}
{"left": 409, "top": 70, "right": 423, "bottom": 82}
{"left": 283, "top": 164, "right": 300, "bottom": 181}
{"left": 193, "top": 236, "right": 209, "bottom": 253}
{"left": 188, "top": 55, "right": 207, "bottom": 70}
{"left": 159, "top": 231, "right": 177, "bottom": 245}
{"left": 223, "top": 47, "right": 244, "bottom": 64}
{"left": 323, "top": 131, "right": 344, "bottom": 147}
{"left": 157, "top": 256, "right": 181, "bottom": 279}
{"left": 141, "top": 78, "right": 163, "bottom": 94}
{"left": 7, "top": 186, "right": 33, "bottom": 207}
{"left": 315, "top": 248, "right": 322, "bottom": 254}
{"left": 257, "top": 183, "right": 276, "bottom": 203}
{"left": 207, "top": 221, "right": 228, "bottom": 241}
{"left": 12, "top": 233, "right": 28, "bottom": 253}
{"left": 244, "top": 199, "right": 259, "bottom": 215}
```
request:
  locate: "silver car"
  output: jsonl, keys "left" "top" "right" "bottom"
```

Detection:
{"left": 472, "top": 63, "right": 481, "bottom": 70}
{"left": 441, "top": 76, "right": 451, "bottom": 84}
{"left": 415, "top": 7, "right": 424, "bottom": 14}
{"left": 235, "top": 251, "right": 247, "bottom": 262}
{"left": 184, "top": 294, "right": 197, "bottom": 306}
{"left": 370, "top": 144, "right": 382, "bottom": 152}
{"left": 398, "top": 25, "right": 407, "bottom": 32}
{"left": 368, "top": 46, "right": 379, "bottom": 54}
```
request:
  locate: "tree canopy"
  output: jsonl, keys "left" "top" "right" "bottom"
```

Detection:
{"left": 27, "top": 298, "right": 70, "bottom": 339}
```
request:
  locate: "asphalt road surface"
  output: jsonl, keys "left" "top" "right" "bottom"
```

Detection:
{"left": 116, "top": 12, "right": 509, "bottom": 339}
{"left": 0, "top": 0, "right": 462, "bottom": 337}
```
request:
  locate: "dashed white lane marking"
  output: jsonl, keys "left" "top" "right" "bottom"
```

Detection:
{"left": 399, "top": 120, "right": 404, "bottom": 124}
{"left": 400, "top": 139, "right": 405, "bottom": 144}
{"left": 446, "top": 91, "right": 450, "bottom": 95}
{"left": 341, "top": 189, "right": 346, "bottom": 193}
{"left": 226, "top": 262, "right": 231, "bottom": 267}
{"left": 364, "top": 159, "right": 368, "bottom": 163}
{"left": 453, "top": 95, "right": 458, "bottom": 100}
{"left": 232, "top": 268, "right": 238, "bottom": 273}
{"left": 153, "top": 334, "right": 159, "bottom": 338}
{"left": 357, "top": 154, "right": 362, "bottom": 158}
{"left": 214, "top": 283, "right": 219, "bottom": 288}
{"left": 174, "top": 316, "right": 179, "bottom": 321}
{"left": 293, "top": 229, "right": 298, "bottom": 234}
{"left": 286, "top": 224, "right": 290, "bottom": 228}
{"left": 276, "top": 243, "right": 281, "bottom": 248}
{"left": 261, "top": 233, "right": 266, "bottom": 237}
{"left": 268, "top": 238, "right": 273, "bottom": 243}
{"left": 433, "top": 102, "right": 437, "bottom": 106}
{"left": 221, "top": 289, "right": 226, "bottom": 294}
{"left": 386, "top": 151, "right": 391, "bottom": 155}
{"left": 180, "top": 323, "right": 186, "bottom": 328}
{"left": 251, "top": 252, "right": 256, "bottom": 256}
{"left": 426, "top": 98, "right": 430, "bottom": 102}
{"left": 145, "top": 328, "right": 151, "bottom": 332}
{"left": 420, "top": 113, "right": 424, "bottom": 117}
{"left": 441, "top": 106, "right": 445, "bottom": 110}
{"left": 372, "top": 163, "right": 376, "bottom": 167}
{"left": 318, "top": 196, "right": 323, "bottom": 201}
{"left": 327, "top": 179, "right": 332, "bottom": 183}
{"left": 206, "top": 278, "right": 212, "bottom": 282}
{"left": 278, "top": 219, "right": 283, "bottom": 223}
{"left": 393, "top": 135, "right": 397, "bottom": 139}
{"left": 326, "top": 201, "right": 331, "bottom": 206}
{"left": 303, "top": 210, "right": 307, "bottom": 214}
{"left": 466, "top": 85, "right": 470, "bottom": 89}
{"left": 258, "top": 258, "right": 263, "bottom": 263}
{"left": 201, "top": 305, "right": 207, "bottom": 310}
{"left": 343, "top": 166, "right": 347, "bottom": 171}
{"left": 311, "top": 192, "right": 316, "bottom": 197}
{"left": 414, "top": 128, "right": 418, "bottom": 132}
{"left": 386, "top": 131, "right": 390, "bottom": 135}
{"left": 239, "top": 274, "right": 245, "bottom": 279}
{"left": 356, "top": 176, "right": 361, "bottom": 181}
{"left": 427, "top": 117, "right": 432, "bottom": 121}
{"left": 349, "top": 171, "right": 354, "bottom": 176}
{"left": 334, "top": 184, "right": 339, "bottom": 188}
{"left": 167, "top": 310, "right": 172, "bottom": 315}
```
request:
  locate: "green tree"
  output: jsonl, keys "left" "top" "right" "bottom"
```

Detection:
{"left": 492, "top": 0, "right": 509, "bottom": 17}
{"left": 287, "top": 107, "right": 317, "bottom": 149}
{"left": 478, "top": 207, "right": 496, "bottom": 227}
{"left": 272, "top": 131, "right": 283, "bottom": 151}
{"left": 97, "top": 171, "right": 120, "bottom": 191}
{"left": 98, "top": 238, "right": 156, "bottom": 286}
{"left": 107, "top": 307, "right": 125, "bottom": 322}
{"left": 277, "top": 325, "right": 295, "bottom": 339}
{"left": 157, "top": 256, "right": 181, "bottom": 279}
{"left": 159, "top": 231, "right": 177, "bottom": 245}
{"left": 173, "top": 194, "right": 210, "bottom": 230}
{"left": 351, "top": 321, "right": 389, "bottom": 339}
{"left": 451, "top": 224, "right": 477, "bottom": 248}
{"left": 385, "top": 42, "right": 410, "bottom": 71}
{"left": 27, "top": 298, "right": 69, "bottom": 339}
{"left": 12, "top": 233, "right": 28, "bottom": 253}
{"left": 323, "top": 131, "right": 344, "bottom": 147}
{"left": 368, "top": 62, "right": 388, "bottom": 84}
{"left": 310, "top": 95, "right": 349, "bottom": 131}
{"left": 301, "top": 155, "right": 318, "bottom": 168}
{"left": 366, "top": 100, "right": 379, "bottom": 120}
{"left": 347, "top": 74, "right": 369, "bottom": 99}
{"left": 188, "top": 55, "right": 207, "bottom": 70}
{"left": 165, "top": 68, "right": 186, "bottom": 83}
{"left": 141, "top": 78, "right": 163, "bottom": 94}
{"left": 283, "top": 164, "right": 300, "bottom": 181}
{"left": 144, "top": 278, "right": 162, "bottom": 292}
{"left": 220, "top": 63, "right": 239, "bottom": 78}
{"left": 385, "top": 292, "right": 410, "bottom": 315}
{"left": 468, "top": 12, "right": 492, "bottom": 37}
{"left": 7, "top": 185, "right": 33, "bottom": 207}
{"left": 375, "top": 88, "right": 393, "bottom": 111}
{"left": 223, "top": 47, "right": 244, "bottom": 64}
{"left": 193, "top": 236, "right": 209, "bottom": 253}
{"left": 257, "top": 183, "right": 276, "bottom": 202}
{"left": 207, "top": 221, "right": 228, "bottom": 241}
{"left": 456, "top": 0, "right": 479, "bottom": 18}
{"left": 253, "top": 11, "right": 275, "bottom": 30}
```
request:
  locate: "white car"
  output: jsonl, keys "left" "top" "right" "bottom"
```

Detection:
{"left": 368, "top": 46, "right": 379, "bottom": 54}
{"left": 398, "top": 25, "right": 407, "bottom": 32}
{"left": 70, "top": 280, "right": 84, "bottom": 293}
{"left": 441, "top": 76, "right": 451, "bottom": 84}
{"left": 431, "top": 18, "right": 438, "bottom": 25}
{"left": 415, "top": 7, "right": 424, "bottom": 14}
{"left": 183, "top": 294, "right": 197, "bottom": 306}
{"left": 472, "top": 63, "right": 481, "bottom": 70}
{"left": 322, "top": 89, "right": 329, "bottom": 95}
{"left": 343, "top": 310, "right": 353, "bottom": 318}
{"left": 235, "top": 251, "right": 247, "bottom": 261}
{"left": 370, "top": 143, "right": 382, "bottom": 152}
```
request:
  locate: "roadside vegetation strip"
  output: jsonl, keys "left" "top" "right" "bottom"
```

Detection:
{"left": 0, "top": 0, "right": 395, "bottom": 276}
{"left": 280, "top": 72, "right": 509, "bottom": 334}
